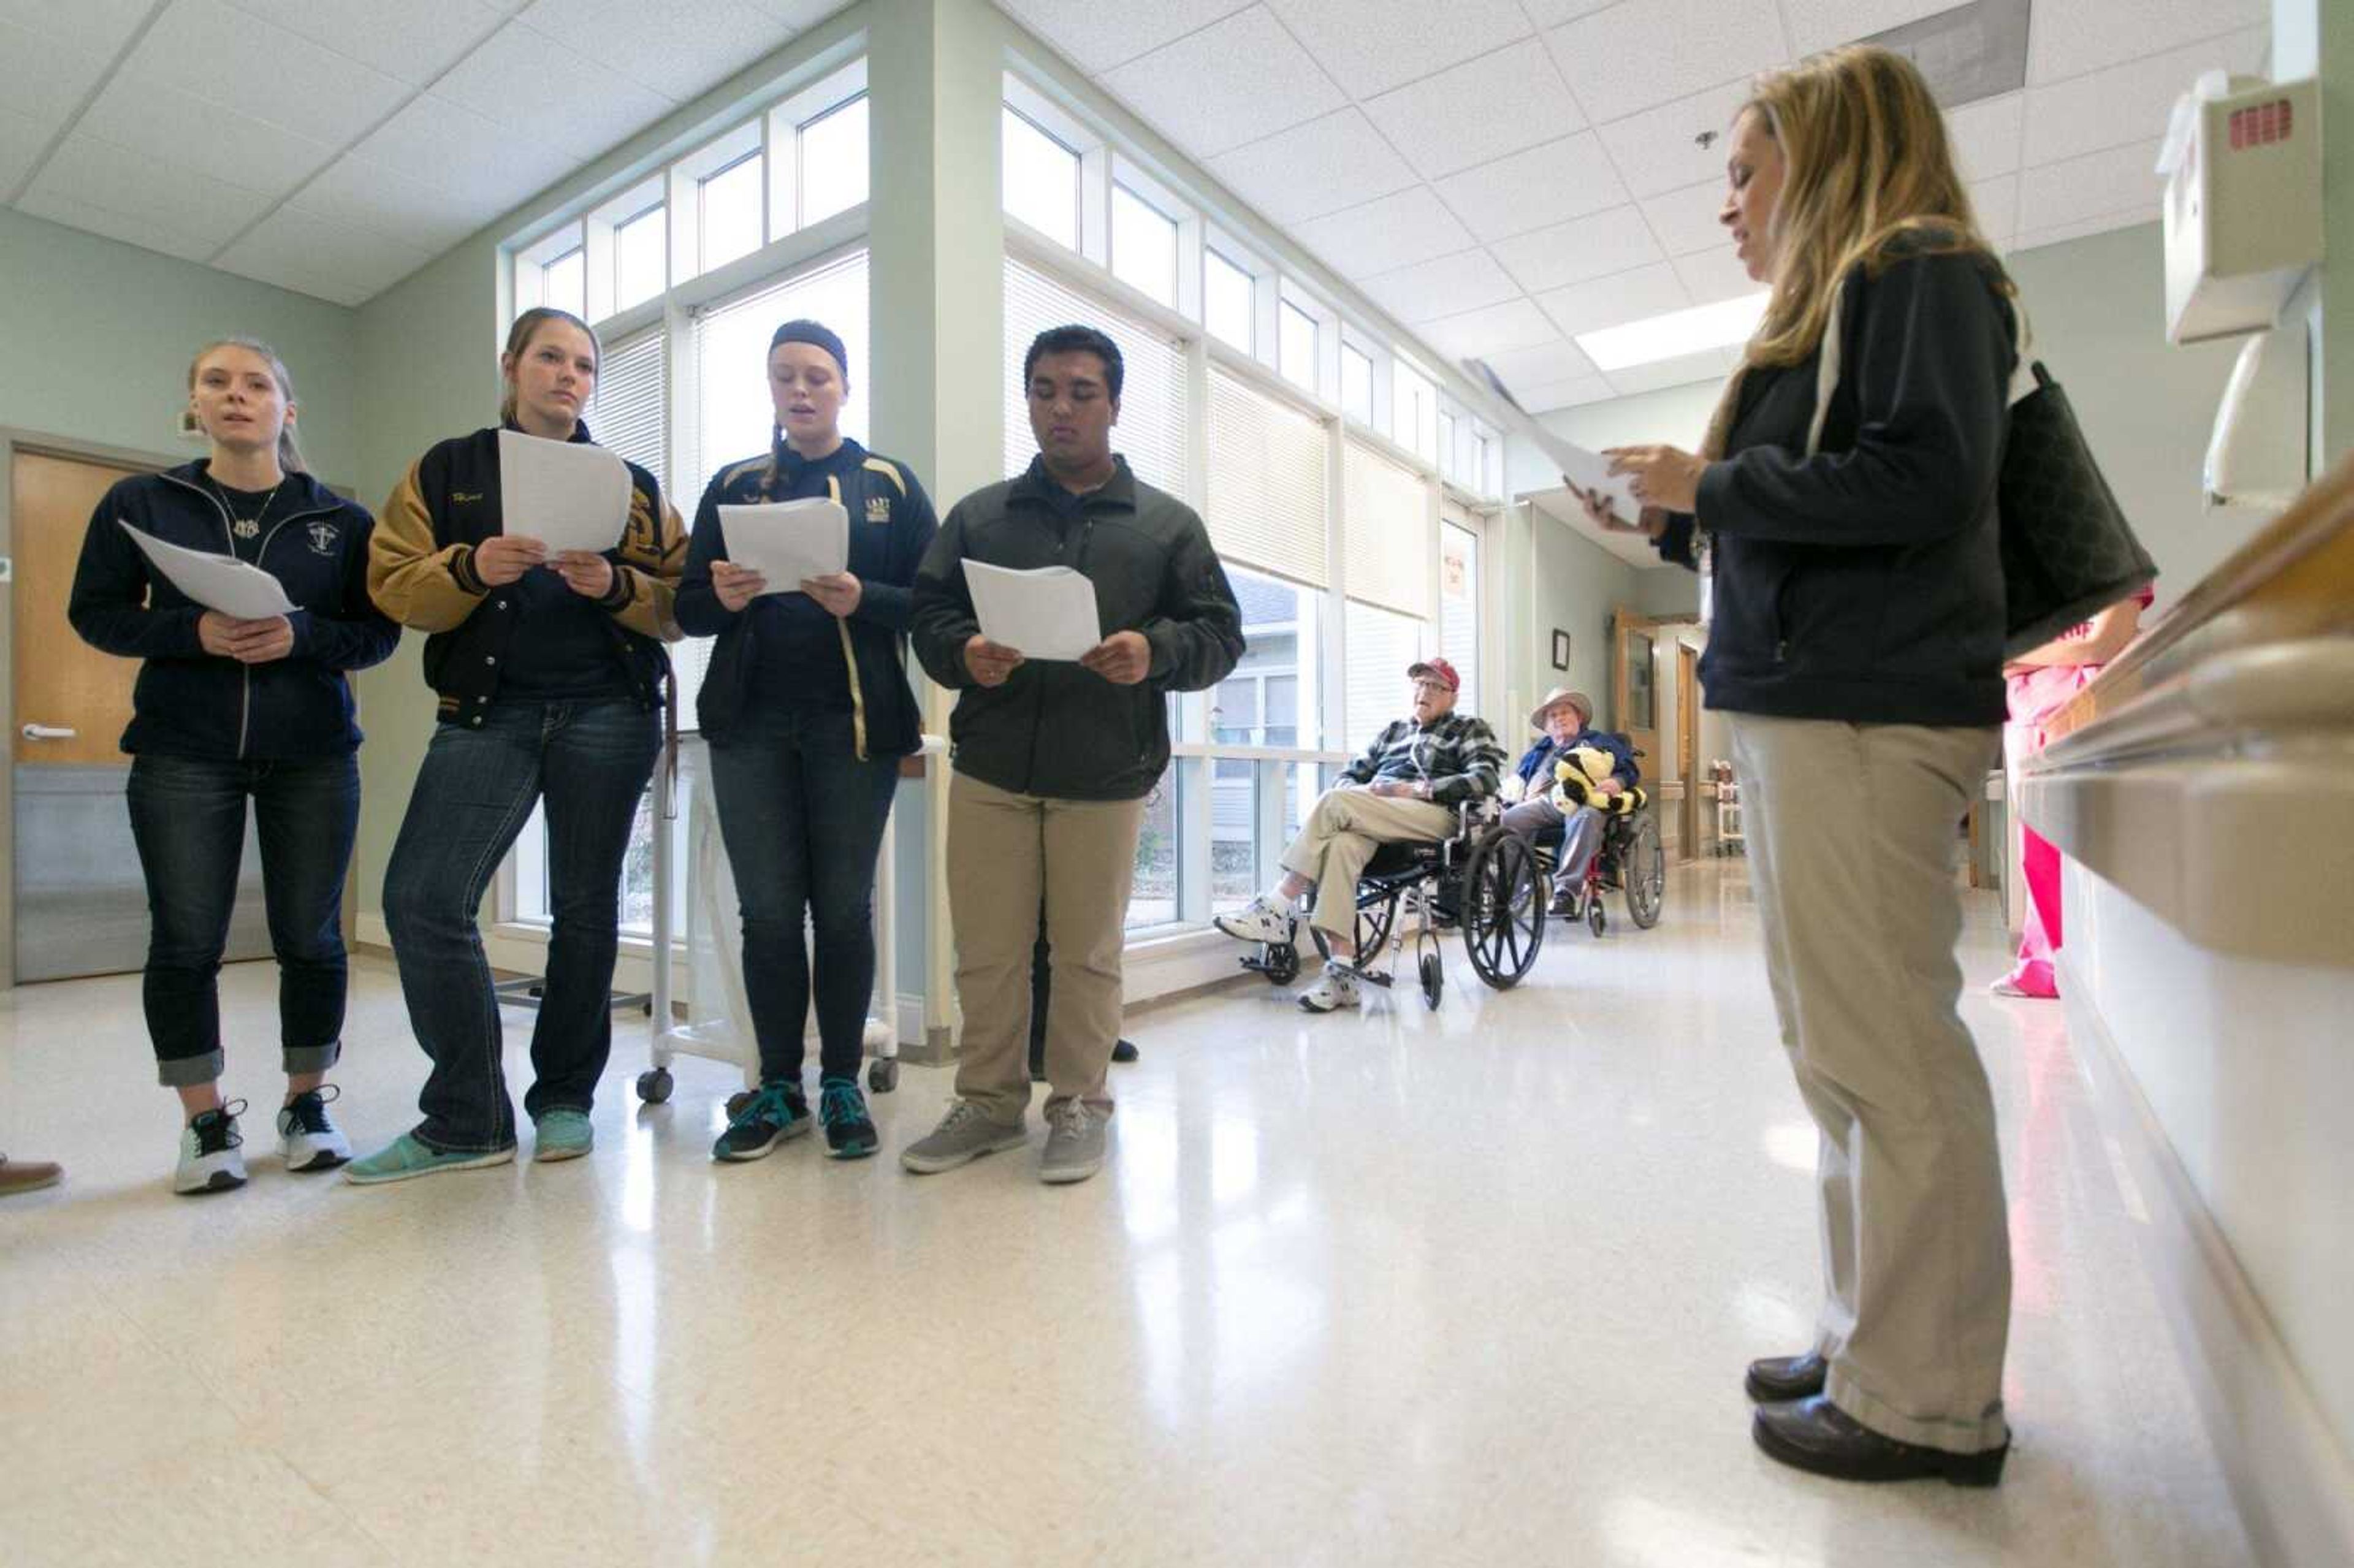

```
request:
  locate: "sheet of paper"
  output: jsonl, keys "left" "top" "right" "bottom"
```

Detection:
{"left": 962, "top": 560, "right": 1103, "bottom": 662}
{"left": 121, "top": 522, "right": 296, "bottom": 619}
{"left": 496, "top": 428, "right": 631, "bottom": 554}
{"left": 717, "top": 498, "right": 849, "bottom": 595}
{"left": 1463, "top": 356, "right": 1644, "bottom": 523}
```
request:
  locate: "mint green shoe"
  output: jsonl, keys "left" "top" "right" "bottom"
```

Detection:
{"left": 343, "top": 1133, "right": 514, "bottom": 1186}
{"left": 533, "top": 1109, "right": 593, "bottom": 1163}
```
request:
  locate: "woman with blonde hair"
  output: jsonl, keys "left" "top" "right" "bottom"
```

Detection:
{"left": 1578, "top": 45, "right": 2019, "bottom": 1484}
{"left": 68, "top": 338, "right": 397, "bottom": 1192}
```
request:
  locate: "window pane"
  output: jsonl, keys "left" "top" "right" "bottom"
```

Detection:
{"left": 1438, "top": 409, "right": 1457, "bottom": 479}
{"left": 1393, "top": 362, "right": 1437, "bottom": 462}
{"left": 1004, "top": 258, "right": 1188, "bottom": 494}
{"left": 613, "top": 207, "right": 665, "bottom": 311}
{"left": 800, "top": 96, "right": 869, "bottom": 227}
{"left": 1002, "top": 107, "right": 1078, "bottom": 249}
{"left": 1216, "top": 566, "right": 1320, "bottom": 752}
{"left": 1344, "top": 599, "right": 1423, "bottom": 750}
{"left": 1341, "top": 344, "right": 1373, "bottom": 423}
{"left": 1129, "top": 768, "right": 1177, "bottom": 929}
{"left": 543, "top": 247, "right": 585, "bottom": 319}
{"left": 701, "top": 153, "right": 764, "bottom": 271}
{"left": 1205, "top": 249, "right": 1252, "bottom": 351}
{"left": 1210, "top": 763, "right": 1255, "bottom": 914}
{"left": 1278, "top": 300, "right": 1317, "bottom": 392}
{"left": 1441, "top": 521, "right": 1480, "bottom": 718}
{"left": 1110, "top": 183, "right": 1178, "bottom": 307}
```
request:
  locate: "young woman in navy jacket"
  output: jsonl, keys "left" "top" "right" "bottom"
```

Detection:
{"left": 67, "top": 337, "right": 397, "bottom": 1195}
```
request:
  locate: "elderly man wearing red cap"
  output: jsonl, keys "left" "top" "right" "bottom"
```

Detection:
{"left": 1216, "top": 657, "right": 1504, "bottom": 1011}
{"left": 1500, "top": 687, "right": 1639, "bottom": 916}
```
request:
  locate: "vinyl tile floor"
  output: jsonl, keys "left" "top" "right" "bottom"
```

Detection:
{"left": 0, "top": 859, "right": 2255, "bottom": 1567}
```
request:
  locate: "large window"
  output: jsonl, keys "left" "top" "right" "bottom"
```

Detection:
{"left": 612, "top": 205, "right": 666, "bottom": 311}
{"left": 1340, "top": 343, "right": 1373, "bottom": 424}
{"left": 798, "top": 96, "right": 868, "bottom": 226}
{"left": 1003, "top": 257, "right": 1187, "bottom": 493}
{"left": 1278, "top": 301, "right": 1317, "bottom": 393}
{"left": 1111, "top": 183, "right": 1178, "bottom": 308}
{"left": 1204, "top": 249, "right": 1254, "bottom": 352}
{"left": 1003, "top": 107, "right": 1079, "bottom": 249}
{"left": 542, "top": 246, "right": 585, "bottom": 319}
{"left": 700, "top": 153, "right": 765, "bottom": 271}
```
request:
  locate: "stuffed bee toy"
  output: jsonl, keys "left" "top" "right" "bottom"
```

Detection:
{"left": 1553, "top": 747, "right": 1648, "bottom": 816}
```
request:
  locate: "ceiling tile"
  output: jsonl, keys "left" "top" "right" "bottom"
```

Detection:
{"left": 1945, "top": 92, "right": 2022, "bottom": 181}
{"left": 2027, "top": 0, "right": 2269, "bottom": 86}
{"left": 1265, "top": 0, "right": 1533, "bottom": 99}
{"left": 1435, "top": 133, "right": 1626, "bottom": 243}
{"left": 289, "top": 152, "right": 498, "bottom": 256}
{"left": 992, "top": 0, "right": 1255, "bottom": 73}
{"left": 1604, "top": 347, "right": 1733, "bottom": 397}
{"left": 351, "top": 91, "right": 580, "bottom": 213}
{"left": 215, "top": 205, "right": 436, "bottom": 304}
{"left": 1593, "top": 78, "right": 1752, "bottom": 199}
{"left": 1420, "top": 297, "right": 1559, "bottom": 360}
{"left": 123, "top": 0, "right": 411, "bottom": 147}
{"left": 1969, "top": 175, "right": 2019, "bottom": 243}
{"left": 1669, "top": 246, "right": 1757, "bottom": 305}
{"left": 23, "top": 133, "right": 278, "bottom": 252}
{"left": 11, "top": 187, "right": 218, "bottom": 262}
{"left": 1490, "top": 206, "right": 1664, "bottom": 294}
{"left": 1518, "top": 0, "right": 1615, "bottom": 26}
{"left": 0, "top": 104, "right": 52, "bottom": 194}
{"left": 2017, "top": 137, "right": 2165, "bottom": 233}
{"left": 0, "top": 0, "right": 156, "bottom": 57}
{"left": 1293, "top": 186, "right": 1472, "bottom": 277}
{"left": 435, "top": 18, "right": 678, "bottom": 159}
{"left": 1099, "top": 7, "right": 1345, "bottom": 159}
{"left": 1208, "top": 110, "right": 1418, "bottom": 227}
{"left": 1517, "top": 371, "right": 1615, "bottom": 412}
{"left": 1548, "top": 0, "right": 1785, "bottom": 126}
{"left": 215, "top": 0, "right": 514, "bottom": 85}
{"left": 1362, "top": 40, "right": 1585, "bottom": 181}
{"left": 514, "top": 0, "right": 798, "bottom": 104}
{"left": 1356, "top": 248, "right": 1521, "bottom": 322}
{"left": 1635, "top": 179, "right": 1725, "bottom": 257}
{"left": 1535, "top": 260, "right": 1688, "bottom": 337}
{"left": 1778, "top": 0, "right": 1960, "bottom": 56}
{"left": 1480, "top": 338, "right": 1600, "bottom": 391}
{"left": 0, "top": 18, "right": 116, "bottom": 127}
{"left": 2014, "top": 206, "right": 2160, "bottom": 256}
{"left": 77, "top": 74, "right": 334, "bottom": 198}
{"left": 2024, "top": 25, "right": 2268, "bottom": 168}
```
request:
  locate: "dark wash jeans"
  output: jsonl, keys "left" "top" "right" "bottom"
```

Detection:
{"left": 706, "top": 707, "right": 899, "bottom": 1084}
{"left": 125, "top": 751, "right": 360, "bottom": 1087}
{"left": 383, "top": 699, "right": 659, "bottom": 1152}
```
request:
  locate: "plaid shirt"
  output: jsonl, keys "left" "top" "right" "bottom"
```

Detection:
{"left": 1339, "top": 712, "right": 1506, "bottom": 807}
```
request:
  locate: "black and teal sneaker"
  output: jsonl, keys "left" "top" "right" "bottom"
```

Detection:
{"left": 712, "top": 1078, "right": 810, "bottom": 1163}
{"left": 818, "top": 1076, "right": 878, "bottom": 1160}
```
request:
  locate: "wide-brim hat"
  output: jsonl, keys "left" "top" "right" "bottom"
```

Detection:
{"left": 1529, "top": 687, "right": 1592, "bottom": 730}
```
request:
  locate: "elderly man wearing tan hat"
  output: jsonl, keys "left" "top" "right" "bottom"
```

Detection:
{"left": 1501, "top": 688, "right": 1639, "bottom": 916}
{"left": 1215, "top": 657, "right": 1504, "bottom": 1011}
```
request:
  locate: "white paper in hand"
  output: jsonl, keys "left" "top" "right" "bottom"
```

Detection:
{"left": 121, "top": 522, "right": 297, "bottom": 619}
{"left": 963, "top": 560, "right": 1102, "bottom": 661}
{"left": 1463, "top": 356, "right": 1644, "bottom": 524}
{"left": 717, "top": 498, "right": 849, "bottom": 595}
{"left": 496, "top": 428, "right": 631, "bottom": 554}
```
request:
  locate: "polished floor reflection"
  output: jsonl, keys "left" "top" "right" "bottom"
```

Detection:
{"left": 0, "top": 860, "right": 2254, "bottom": 1566}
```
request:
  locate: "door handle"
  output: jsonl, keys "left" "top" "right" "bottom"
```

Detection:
{"left": 21, "top": 725, "right": 77, "bottom": 740}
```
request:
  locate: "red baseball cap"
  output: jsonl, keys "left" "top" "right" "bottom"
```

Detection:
{"left": 1407, "top": 658, "right": 1460, "bottom": 692}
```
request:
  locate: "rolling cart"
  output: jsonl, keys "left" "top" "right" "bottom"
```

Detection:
{"left": 1712, "top": 761, "right": 1745, "bottom": 856}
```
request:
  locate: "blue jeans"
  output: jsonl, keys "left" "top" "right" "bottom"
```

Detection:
{"left": 383, "top": 699, "right": 660, "bottom": 1152}
{"left": 125, "top": 752, "right": 360, "bottom": 1087}
{"left": 706, "top": 708, "right": 899, "bottom": 1084}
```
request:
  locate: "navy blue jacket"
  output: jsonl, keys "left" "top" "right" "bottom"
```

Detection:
{"left": 675, "top": 437, "right": 937, "bottom": 758}
{"left": 1514, "top": 729, "right": 1639, "bottom": 792}
{"left": 67, "top": 462, "right": 398, "bottom": 759}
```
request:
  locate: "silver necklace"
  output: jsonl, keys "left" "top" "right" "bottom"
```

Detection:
{"left": 210, "top": 473, "right": 285, "bottom": 541}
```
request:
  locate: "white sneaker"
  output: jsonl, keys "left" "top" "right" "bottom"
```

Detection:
{"left": 1214, "top": 896, "right": 1293, "bottom": 945}
{"left": 1297, "top": 962, "right": 1362, "bottom": 1013}
{"left": 175, "top": 1103, "right": 248, "bottom": 1195}
{"left": 276, "top": 1087, "right": 352, "bottom": 1171}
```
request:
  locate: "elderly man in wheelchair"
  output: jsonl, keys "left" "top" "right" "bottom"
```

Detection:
{"left": 1501, "top": 687, "right": 1664, "bottom": 934}
{"left": 1214, "top": 657, "right": 1509, "bottom": 1013}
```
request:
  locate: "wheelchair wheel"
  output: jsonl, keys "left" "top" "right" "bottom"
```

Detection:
{"left": 1260, "top": 941, "right": 1301, "bottom": 986}
{"left": 1311, "top": 895, "right": 1396, "bottom": 966}
{"left": 1588, "top": 899, "right": 1607, "bottom": 938}
{"left": 1461, "top": 830, "right": 1545, "bottom": 989}
{"left": 1419, "top": 950, "right": 1444, "bottom": 1010}
{"left": 1625, "top": 812, "right": 1665, "bottom": 929}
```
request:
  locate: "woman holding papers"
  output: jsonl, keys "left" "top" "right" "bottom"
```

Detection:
{"left": 675, "top": 319, "right": 935, "bottom": 1163}
{"left": 350, "top": 306, "right": 685, "bottom": 1184}
{"left": 66, "top": 337, "right": 397, "bottom": 1194}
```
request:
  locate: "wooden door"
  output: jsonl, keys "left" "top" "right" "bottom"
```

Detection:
{"left": 1677, "top": 642, "right": 1699, "bottom": 859}
{"left": 1611, "top": 606, "right": 1660, "bottom": 778}
{"left": 13, "top": 451, "right": 142, "bottom": 765}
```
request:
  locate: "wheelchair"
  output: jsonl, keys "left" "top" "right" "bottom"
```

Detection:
{"left": 1236, "top": 799, "right": 1548, "bottom": 1011}
{"left": 1534, "top": 784, "right": 1666, "bottom": 939}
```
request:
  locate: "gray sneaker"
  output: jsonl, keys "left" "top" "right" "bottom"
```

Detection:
{"left": 900, "top": 1100, "right": 1027, "bottom": 1174}
{"left": 1039, "top": 1100, "right": 1109, "bottom": 1185}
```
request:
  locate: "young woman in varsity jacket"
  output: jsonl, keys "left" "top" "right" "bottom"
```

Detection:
{"left": 674, "top": 319, "right": 938, "bottom": 1165}
{"left": 67, "top": 338, "right": 398, "bottom": 1195}
{"left": 348, "top": 306, "right": 685, "bottom": 1185}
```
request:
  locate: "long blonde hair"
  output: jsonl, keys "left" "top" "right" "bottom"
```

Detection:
{"left": 499, "top": 307, "right": 600, "bottom": 426}
{"left": 188, "top": 337, "right": 307, "bottom": 473}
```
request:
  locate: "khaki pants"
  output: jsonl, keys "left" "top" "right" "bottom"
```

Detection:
{"left": 1281, "top": 787, "right": 1457, "bottom": 942}
{"left": 1729, "top": 713, "right": 2009, "bottom": 1455}
{"left": 946, "top": 772, "right": 1146, "bottom": 1122}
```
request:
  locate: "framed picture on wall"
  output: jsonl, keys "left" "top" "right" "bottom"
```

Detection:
{"left": 1550, "top": 630, "right": 1572, "bottom": 671}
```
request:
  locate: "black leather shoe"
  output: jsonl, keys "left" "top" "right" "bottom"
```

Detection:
{"left": 1111, "top": 1039, "right": 1140, "bottom": 1064}
{"left": 1753, "top": 1396, "right": 2008, "bottom": 1487}
{"left": 1745, "top": 1351, "right": 1828, "bottom": 1402}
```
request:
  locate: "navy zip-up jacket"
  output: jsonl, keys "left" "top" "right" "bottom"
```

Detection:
{"left": 67, "top": 462, "right": 398, "bottom": 759}
{"left": 1514, "top": 729, "right": 1639, "bottom": 792}
{"left": 675, "top": 436, "right": 937, "bottom": 758}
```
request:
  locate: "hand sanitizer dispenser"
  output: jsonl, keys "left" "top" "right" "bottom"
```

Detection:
{"left": 2203, "top": 318, "right": 2310, "bottom": 511}
{"left": 2162, "top": 74, "right": 2322, "bottom": 344}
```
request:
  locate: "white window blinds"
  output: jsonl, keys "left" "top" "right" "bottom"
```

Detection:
{"left": 1343, "top": 599, "right": 1422, "bottom": 752}
{"left": 590, "top": 326, "right": 666, "bottom": 497}
{"left": 1343, "top": 436, "right": 1431, "bottom": 619}
{"left": 1440, "top": 517, "right": 1480, "bottom": 720}
{"left": 1003, "top": 257, "right": 1187, "bottom": 497}
{"left": 1205, "top": 367, "right": 1328, "bottom": 589}
{"left": 692, "top": 249, "right": 870, "bottom": 499}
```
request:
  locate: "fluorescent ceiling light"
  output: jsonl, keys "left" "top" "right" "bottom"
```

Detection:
{"left": 1575, "top": 291, "right": 1770, "bottom": 372}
